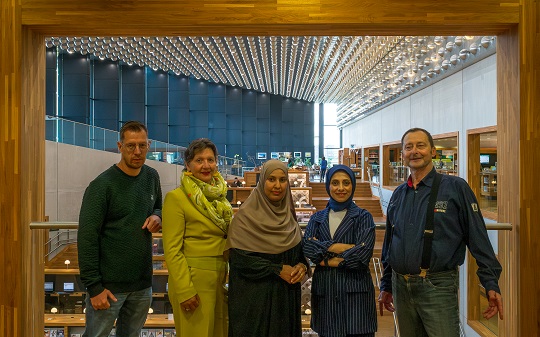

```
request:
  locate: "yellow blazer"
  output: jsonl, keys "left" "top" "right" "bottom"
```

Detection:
{"left": 162, "top": 186, "right": 228, "bottom": 303}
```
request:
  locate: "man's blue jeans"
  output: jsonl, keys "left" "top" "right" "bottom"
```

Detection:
{"left": 392, "top": 269, "right": 460, "bottom": 337}
{"left": 83, "top": 287, "right": 152, "bottom": 337}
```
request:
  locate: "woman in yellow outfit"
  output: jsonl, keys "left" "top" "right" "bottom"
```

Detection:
{"left": 163, "top": 138, "right": 233, "bottom": 337}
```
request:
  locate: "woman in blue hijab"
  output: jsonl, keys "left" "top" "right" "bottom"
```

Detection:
{"left": 303, "top": 165, "right": 377, "bottom": 337}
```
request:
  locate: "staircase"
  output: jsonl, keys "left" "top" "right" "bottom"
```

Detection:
{"left": 310, "top": 181, "right": 384, "bottom": 218}
{"left": 46, "top": 243, "right": 79, "bottom": 269}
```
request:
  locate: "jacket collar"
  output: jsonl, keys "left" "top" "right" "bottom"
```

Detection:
{"left": 312, "top": 203, "right": 360, "bottom": 223}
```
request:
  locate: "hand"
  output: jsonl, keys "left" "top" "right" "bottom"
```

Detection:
{"left": 483, "top": 290, "right": 503, "bottom": 320}
{"left": 328, "top": 243, "right": 355, "bottom": 254}
{"left": 181, "top": 294, "right": 200, "bottom": 313}
{"left": 279, "top": 265, "right": 295, "bottom": 284}
{"left": 143, "top": 214, "right": 162, "bottom": 233}
{"left": 318, "top": 257, "right": 344, "bottom": 267}
{"left": 90, "top": 289, "right": 117, "bottom": 310}
{"left": 290, "top": 263, "right": 307, "bottom": 284}
{"left": 378, "top": 291, "right": 395, "bottom": 316}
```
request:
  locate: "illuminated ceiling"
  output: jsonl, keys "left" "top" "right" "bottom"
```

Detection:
{"left": 45, "top": 35, "right": 496, "bottom": 128}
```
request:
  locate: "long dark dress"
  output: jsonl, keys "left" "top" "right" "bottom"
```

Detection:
{"left": 228, "top": 243, "right": 304, "bottom": 337}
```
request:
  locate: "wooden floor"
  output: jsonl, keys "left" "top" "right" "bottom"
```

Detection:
{"left": 302, "top": 313, "right": 397, "bottom": 336}
{"left": 376, "top": 313, "right": 398, "bottom": 337}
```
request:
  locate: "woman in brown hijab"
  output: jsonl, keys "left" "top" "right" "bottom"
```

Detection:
{"left": 225, "top": 159, "right": 308, "bottom": 337}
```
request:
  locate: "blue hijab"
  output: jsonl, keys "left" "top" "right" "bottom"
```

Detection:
{"left": 325, "top": 165, "right": 356, "bottom": 212}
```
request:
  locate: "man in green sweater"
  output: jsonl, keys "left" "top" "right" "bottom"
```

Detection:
{"left": 78, "top": 121, "right": 162, "bottom": 337}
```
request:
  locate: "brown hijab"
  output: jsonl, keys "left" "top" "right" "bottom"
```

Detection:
{"left": 225, "top": 159, "right": 302, "bottom": 254}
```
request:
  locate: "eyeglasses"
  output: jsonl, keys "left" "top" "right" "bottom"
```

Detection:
{"left": 122, "top": 142, "right": 149, "bottom": 152}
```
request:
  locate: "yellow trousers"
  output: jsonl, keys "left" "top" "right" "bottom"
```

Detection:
{"left": 171, "top": 267, "right": 228, "bottom": 337}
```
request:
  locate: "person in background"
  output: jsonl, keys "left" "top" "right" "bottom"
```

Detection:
{"left": 225, "top": 159, "right": 308, "bottom": 337}
{"left": 303, "top": 165, "right": 377, "bottom": 337}
{"left": 320, "top": 156, "right": 328, "bottom": 182}
{"left": 378, "top": 127, "right": 503, "bottom": 337}
{"left": 78, "top": 121, "right": 162, "bottom": 337}
{"left": 162, "top": 138, "right": 233, "bottom": 337}
{"left": 233, "top": 177, "right": 242, "bottom": 187}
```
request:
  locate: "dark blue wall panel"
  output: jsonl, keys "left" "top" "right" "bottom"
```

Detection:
{"left": 122, "top": 83, "right": 145, "bottom": 102}
{"left": 148, "top": 123, "right": 169, "bottom": 142}
{"left": 93, "top": 60, "right": 119, "bottom": 130}
{"left": 169, "top": 74, "right": 190, "bottom": 140}
{"left": 242, "top": 116, "right": 256, "bottom": 131}
{"left": 209, "top": 83, "right": 226, "bottom": 97}
{"left": 146, "top": 69, "right": 169, "bottom": 142}
{"left": 61, "top": 53, "right": 89, "bottom": 123}
{"left": 122, "top": 102, "right": 145, "bottom": 123}
{"left": 147, "top": 106, "right": 168, "bottom": 124}
{"left": 121, "top": 66, "right": 145, "bottom": 124}
{"left": 94, "top": 80, "right": 119, "bottom": 100}
{"left": 169, "top": 125, "right": 190, "bottom": 145}
{"left": 169, "top": 108, "right": 189, "bottom": 127}
{"left": 226, "top": 88, "right": 242, "bottom": 153}
{"left": 189, "top": 78, "right": 209, "bottom": 141}
{"left": 47, "top": 52, "right": 315, "bottom": 160}
{"left": 209, "top": 97, "right": 226, "bottom": 113}
{"left": 208, "top": 112, "right": 226, "bottom": 129}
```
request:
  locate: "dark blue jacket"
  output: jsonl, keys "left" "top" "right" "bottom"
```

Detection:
{"left": 303, "top": 204, "right": 377, "bottom": 337}
{"left": 380, "top": 168, "right": 502, "bottom": 294}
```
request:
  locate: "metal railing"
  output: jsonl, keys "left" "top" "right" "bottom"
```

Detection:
{"left": 45, "top": 115, "right": 249, "bottom": 177}
{"left": 367, "top": 169, "right": 388, "bottom": 210}
{"left": 30, "top": 222, "right": 513, "bottom": 231}
{"left": 32, "top": 221, "right": 510, "bottom": 337}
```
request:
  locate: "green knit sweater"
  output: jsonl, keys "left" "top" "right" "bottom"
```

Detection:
{"left": 78, "top": 164, "right": 162, "bottom": 297}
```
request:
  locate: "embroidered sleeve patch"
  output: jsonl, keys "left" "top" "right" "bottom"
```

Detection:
{"left": 471, "top": 203, "right": 479, "bottom": 212}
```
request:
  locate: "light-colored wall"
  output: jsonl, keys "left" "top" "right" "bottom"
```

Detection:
{"left": 45, "top": 141, "right": 183, "bottom": 222}
{"left": 344, "top": 54, "right": 496, "bottom": 178}
{"left": 344, "top": 54, "right": 497, "bottom": 337}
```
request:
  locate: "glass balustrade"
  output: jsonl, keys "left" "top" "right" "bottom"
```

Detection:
{"left": 45, "top": 116, "right": 247, "bottom": 175}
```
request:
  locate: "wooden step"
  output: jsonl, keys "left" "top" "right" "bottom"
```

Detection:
{"left": 311, "top": 197, "right": 384, "bottom": 217}
{"left": 309, "top": 182, "right": 374, "bottom": 199}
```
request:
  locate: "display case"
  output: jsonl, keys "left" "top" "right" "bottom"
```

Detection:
{"left": 244, "top": 171, "right": 260, "bottom": 187}
{"left": 288, "top": 171, "right": 309, "bottom": 187}
{"left": 363, "top": 147, "right": 380, "bottom": 182}
{"left": 480, "top": 171, "right": 497, "bottom": 198}
{"left": 388, "top": 164, "right": 408, "bottom": 186}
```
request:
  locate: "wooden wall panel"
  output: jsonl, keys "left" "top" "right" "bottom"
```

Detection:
{"left": 2, "top": 0, "right": 537, "bottom": 337}
{"left": 516, "top": 0, "right": 540, "bottom": 335}
{"left": 1, "top": 0, "right": 23, "bottom": 335}
{"left": 20, "top": 0, "right": 519, "bottom": 36}
{"left": 467, "top": 128, "right": 496, "bottom": 200}
{"left": 497, "top": 26, "right": 520, "bottom": 337}
{"left": 21, "top": 27, "right": 47, "bottom": 337}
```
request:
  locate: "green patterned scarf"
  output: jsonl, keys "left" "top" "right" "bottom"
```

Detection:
{"left": 181, "top": 171, "right": 233, "bottom": 235}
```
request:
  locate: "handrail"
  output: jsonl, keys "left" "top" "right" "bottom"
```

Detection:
{"left": 31, "top": 221, "right": 513, "bottom": 231}
{"left": 45, "top": 115, "right": 250, "bottom": 172}
{"left": 367, "top": 168, "right": 387, "bottom": 210}
{"left": 31, "top": 222, "right": 79, "bottom": 230}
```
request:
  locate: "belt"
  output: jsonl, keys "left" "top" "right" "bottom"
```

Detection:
{"left": 400, "top": 268, "right": 428, "bottom": 281}
{"left": 398, "top": 268, "right": 457, "bottom": 281}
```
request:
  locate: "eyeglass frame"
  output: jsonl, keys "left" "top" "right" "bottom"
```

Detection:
{"left": 121, "top": 141, "right": 151, "bottom": 152}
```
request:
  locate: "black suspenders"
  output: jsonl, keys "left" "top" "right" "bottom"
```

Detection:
{"left": 419, "top": 172, "right": 442, "bottom": 277}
